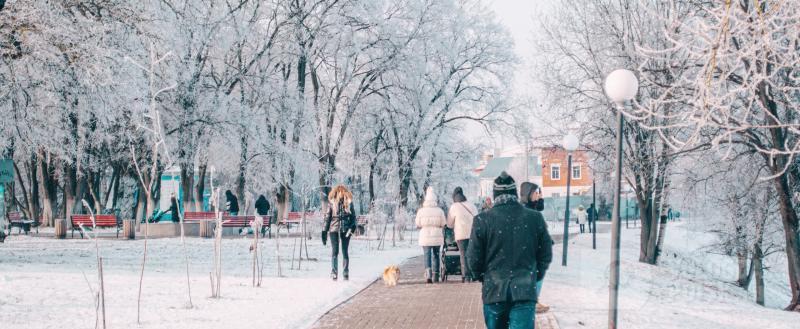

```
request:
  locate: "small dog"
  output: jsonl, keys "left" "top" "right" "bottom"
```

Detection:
{"left": 382, "top": 265, "right": 400, "bottom": 286}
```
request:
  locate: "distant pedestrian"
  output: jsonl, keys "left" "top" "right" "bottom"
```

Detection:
{"left": 577, "top": 205, "right": 587, "bottom": 233}
{"left": 225, "top": 190, "right": 239, "bottom": 216}
{"left": 255, "top": 194, "right": 271, "bottom": 235}
{"left": 667, "top": 207, "right": 674, "bottom": 221}
{"left": 468, "top": 172, "right": 553, "bottom": 329}
{"left": 322, "top": 185, "right": 357, "bottom": 281}
{"left": 447, "top": 187, "right": 478, "bottom": 282}
{"left": 481, "top": 197, "right": 493, "bottom": 211}
{"left": 587, "top": 203, "right": 597, "bottom": 233}
{"left": 519, "top": 182, "right": 544, "bottom": 211}
{"left": 416, "top": 187, "right": 446, "bottom": 283}
{"left": 167, "top": 193, "right": 180, "bottom": 222}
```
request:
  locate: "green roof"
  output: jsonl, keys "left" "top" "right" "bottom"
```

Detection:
{"left": 480, "top": 157, "right": 513, "bottom": 179}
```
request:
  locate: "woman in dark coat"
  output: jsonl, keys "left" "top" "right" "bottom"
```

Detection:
{"left": 255, "top": 195, "right": 271, "bottom": 235}
{"left": 168, "top": 194, "right": 180, "bottom": 222}
{"left": 322, "top": 185, "right": 357, "bottom": 281}
{"left": 225, "top": 190, "right": 239, "bottom": 215}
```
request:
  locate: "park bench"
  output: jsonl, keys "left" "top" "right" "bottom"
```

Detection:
{"left": 276, "top": 211, "right": 318, "bottom": 235}
{"left": 71, "top": 214, "right": 119, "bottom": 238}
{"left": 7, "top": 211, "right": 38, "bottom": 235}
{"left": 355, "top": 215, "right": 368, "bottom": 236}
{"left": 183, "top": 211, "right": 217, "bottom": 222}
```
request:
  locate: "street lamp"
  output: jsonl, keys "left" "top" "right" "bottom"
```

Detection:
{"left": 561, "top": 133, "right": 579, "bottom": 266}
{"left": 604, "top": 69, "right": 638, "bottom": 329}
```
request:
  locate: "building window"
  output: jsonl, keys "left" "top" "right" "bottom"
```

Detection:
{"left": 551, "top": 164, "right": 560, "bottom": 180}
{"left": 572, "top": 164, "right": 581, "bottom": 179}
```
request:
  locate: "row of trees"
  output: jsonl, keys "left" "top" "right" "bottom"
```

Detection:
{"left": 0, "top": 1, "right": 514, "bottom": 226}
{"left": 533, "top": 0, "right": 800, "bottom": 311}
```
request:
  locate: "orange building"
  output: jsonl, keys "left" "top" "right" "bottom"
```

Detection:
{"left": 540, "top": 147, "right": 593, "bottom": 197}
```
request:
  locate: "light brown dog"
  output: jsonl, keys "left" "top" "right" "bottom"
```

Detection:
{"left": 382, "top": 265, "right": 400, "bottom": 286}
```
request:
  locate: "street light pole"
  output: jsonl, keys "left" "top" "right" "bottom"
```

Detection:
{"left": 608, "top": 107, "right": 624, "bottom": 329}
{"left": 589, "top": 177, "right": 597, "bottom": 249}
{"left": 562, "top": 152, "right": 573, "bottom": 266}
{"left": 561, "top": 133, "right": 579, "bottom": 267}
{"left": 603, "top": 68, "right": 638, "bottom": 329}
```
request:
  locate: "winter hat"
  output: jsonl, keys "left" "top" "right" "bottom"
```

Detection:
{"left": 424, "top": 187, "right": 438, "bottom": 207}
{"left": 452, "top": 187, "right": 467, "bottom": 203}
{"left": 493, "top": 171, "right": 517, "bottom": 198}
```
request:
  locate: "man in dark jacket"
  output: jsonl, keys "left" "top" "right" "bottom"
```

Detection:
{"left": 225, "top": 190, "right": 239, "bottom": 215}
{"left": 468, "top": 172, "right": 553, "bottom": 329}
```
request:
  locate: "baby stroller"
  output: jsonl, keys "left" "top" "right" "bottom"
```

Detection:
{"left": 440, "top": 226, "right": 462, "bottom": 282}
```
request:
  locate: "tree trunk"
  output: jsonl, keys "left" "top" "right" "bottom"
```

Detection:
{"left": 39, "top": 151, "right": 58, "bottom": 226}
{"left": 736, "top": 250, "right": 752, "bottom": 289}
{"left": 754, "top": 244, "right": 765, "bottom": 306}
{"left": 196, "top": 163, "right": 207, "bottom": 212}
{"left": 181, "top": 165, "right": 195, "bottom": 213}
{"left": 772, "top": 173, "right": 800, "bottom": 311}
{"left": 237, "top": 129, "right": 247, "bottom": 207}
{"left": 27, "top": 155, "right": 40, "bottom": 224}
{"left": 654, "top": 214, "right": 668, "bottom": 265}
{"left": 638, "top": 196, "right": 658, "bottom": 264}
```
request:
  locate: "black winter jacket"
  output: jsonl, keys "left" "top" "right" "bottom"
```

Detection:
{"left": 467, "top": 198, "right": 553, "bottom": 304}
{"left": 324, "top": 202, "right": 356, "bottom": 234}
{"left": 255, "top": 196, "right": 271, "bottom": 216}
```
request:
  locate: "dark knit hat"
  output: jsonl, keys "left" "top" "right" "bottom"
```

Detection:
{"left": 493, "top": 171, "right": 517, "bottom": 198}
{"left": 453, "top": 187, "right": 467, "bottom": 203}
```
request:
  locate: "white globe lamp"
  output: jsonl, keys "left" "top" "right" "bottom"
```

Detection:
{"left": 604, "top": 69, "right": 639, "bottom": 104}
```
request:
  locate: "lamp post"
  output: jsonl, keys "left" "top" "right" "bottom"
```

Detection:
{"left": 589, "top": 177, "right": 597, "bottom": 249}
{"left": 561, "top": 133, "right": 579, "bottom": 266}
{"left": 604, "top": 69, "right": 638, "bottom": 329}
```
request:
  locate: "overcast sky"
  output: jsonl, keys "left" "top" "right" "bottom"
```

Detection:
{"left": 474, "top": 0, "right": 548, "bottom": 151}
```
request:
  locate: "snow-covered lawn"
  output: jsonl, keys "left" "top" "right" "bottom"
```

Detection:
{"left": 543, "top": 219, "right": 800, "bottom": 329}
{"left": 0, "top": 233, "right": 418, "bottom": 329}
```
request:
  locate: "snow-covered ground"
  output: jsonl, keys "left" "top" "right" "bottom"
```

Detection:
{"left": 543, "top": 219, "right": 800, "bottom": 329}
{"left": 0, "top": 232, "right": 419, "bottom": 329}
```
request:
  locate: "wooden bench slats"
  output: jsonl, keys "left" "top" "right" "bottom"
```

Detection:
{"left": 70, "top": 214, "right": 119, "bottom": 238}
{"left": 184, "top": 212, "right": 217, "bottom": 221}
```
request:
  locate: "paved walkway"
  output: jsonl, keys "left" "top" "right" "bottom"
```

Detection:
{"left": 312, "top": 255, "right": 560, "bottom": 329}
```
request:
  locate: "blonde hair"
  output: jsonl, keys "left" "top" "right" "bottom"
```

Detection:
{"left": 328, "top": 185, "right": 353, "bottom": 214}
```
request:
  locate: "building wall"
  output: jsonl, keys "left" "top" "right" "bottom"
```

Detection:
{"left": 541, "top": 147, "right": 593, "bottom": 197}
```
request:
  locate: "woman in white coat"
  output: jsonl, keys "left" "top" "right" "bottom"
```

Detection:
{"left": 447, "top": 187, "right": 478, "bottom": 282}
{"left": 416, "top": 187, "right": 446, "bottom": 283}
{"left": 576, "top": 205, "right": 588, "bottom": 233}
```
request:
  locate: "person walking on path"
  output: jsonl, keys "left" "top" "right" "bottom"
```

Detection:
{"left": 225, "top": 190, "right": 240, "bottom": 216}
{"left": 468, "top": 172, "right": 553, "bottom": 329}
{"left": 167, "top": 193, "right": 180, "bottom": 222}
{"left": 447, "top": 186, "right": 479, "bottom": 283}
{"left": 255, "top": 194, "right": 271, "bottom": 235}
{"left": 520, "top": 182, "right": 544, "bottom": 211}
{"left": 322, "top": 185, "right": 357, "bottom": 281}
{"left": 520, "top": 182, "right": 552, "bottom": 314}
{"left": 416, "top": 187, "right": 446, "bottom": 284}
{"left": 576, "top": 205, "right": 587, "bottom": 233}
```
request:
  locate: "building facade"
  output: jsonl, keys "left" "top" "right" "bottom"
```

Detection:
{"left": 540, "top": 147, "right": 593, "bottom": 198}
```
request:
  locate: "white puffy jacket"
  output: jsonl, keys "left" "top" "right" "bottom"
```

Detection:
{"left": 416, "top": 205, "right": 446, "bottom": 247}
{"left": 447, "top": 202, "right": 478, "bottom": 241}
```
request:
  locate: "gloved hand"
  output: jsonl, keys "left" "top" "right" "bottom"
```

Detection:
{"left": 321, "top": 231, "right": 328, "bottom": 246}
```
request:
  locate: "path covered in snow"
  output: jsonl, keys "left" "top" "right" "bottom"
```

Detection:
{"left": 0, "top": 234, "right": 418, "bottom": 329}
